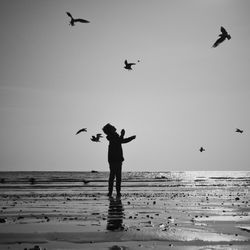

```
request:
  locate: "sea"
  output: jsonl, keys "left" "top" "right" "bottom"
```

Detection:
{"left": 0, "top": 171, "right": 249, "bottom": 195}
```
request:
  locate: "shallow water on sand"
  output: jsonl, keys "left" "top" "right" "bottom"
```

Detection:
{"left": 0, "top": 171, "right": 249, "bottom": 249}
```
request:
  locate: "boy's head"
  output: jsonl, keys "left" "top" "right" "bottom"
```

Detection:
{"left": 102, "top": 123, "right": 116, "bottom": 135}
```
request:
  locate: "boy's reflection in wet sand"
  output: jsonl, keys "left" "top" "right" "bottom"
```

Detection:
{"left": 107, "top": 196, "right": 125, "bottom": 231}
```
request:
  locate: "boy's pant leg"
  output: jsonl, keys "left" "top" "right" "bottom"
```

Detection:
{"left": 109, "top": 162, "right": 122, "bottom": 195}
{"left": 108, "top": 165, "right": 116, "bottom": 195}
{"left": 115, "top": 162, "right": 122, "bottom": 194}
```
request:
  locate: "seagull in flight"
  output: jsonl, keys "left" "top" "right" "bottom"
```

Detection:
{"left": 76, "top": 128, "right": 87, "bottom": 135}
{"left": 199, "top": 147, "right": 205, "bottom": 152}
{"left": 212, "top": 26, "right": 231, "bottom": 48}
{"left": 66, "top": 12, "right": 90, "bottom": 26}
{"left": 124, "top": 60, "right": 136, "bottom": 70}
{"left": 91, "top": 133, "right": 103, "bottom": 142}
{"left": 236, "top": 128, "right": 243, "bottom": 134}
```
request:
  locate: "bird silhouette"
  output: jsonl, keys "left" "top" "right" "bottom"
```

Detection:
{"left": 66, "top": 12, "right": 90, "bottom": 26}
{"left": 212, "top": 26, "right": 231, "bottom": 48}
{"left": 124, "top": 60, "right": 136, "bottom": 70}
{"left": 76, "top": 128, "right": 87, "bottom": 135}
{"left": 236, "top": 128, "right": 243, "bottom": 133}
{"left": 199, "top": 147, "right": 205, "bottom": 152}
{"left": 91, "top": 133, "right": 103, "bottom": 142}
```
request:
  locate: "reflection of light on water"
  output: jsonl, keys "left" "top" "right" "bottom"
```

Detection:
{"left": 109, "top": 245, "right": 127, "bottom": 250}
{"left": 152, "top": 227, "right": 249, "bottom": 242}
{"left": 237, "top": 226, "right": 250, "bottom": 232}
{"left": 107, "top": 197, "right": 125, "bottom": 231}
{"left": 1, "top": 171, "right": 249, "bottom": 195}
{"left": 194, "top": 215, "right": 250, "bottom": 222}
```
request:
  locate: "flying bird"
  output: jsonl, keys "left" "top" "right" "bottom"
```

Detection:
{"left": 212, "top": 26, "right": 231, "bottom": 48}
{"left": 91, "top": 133, "right": 103, "bottom": 142}
{"left": 76, "top": 128, "right": 87, "bottom": 135}
{"left": 66, "top": 12, "right": 90, "bottom": 26}
{"left": 199, "top": 147, "right": 205, "bottom": 152}
{"left": 124, "top": 60, "right": 136, "bottom": 70}
{"left": 236, "top": 128, "right": 243, "bottom": 133}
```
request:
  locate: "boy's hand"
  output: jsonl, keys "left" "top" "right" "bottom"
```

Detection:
{"left": 121, "top": 129, "right": 125, "bottom": 137}
{"left": 131, "top": 135, "right": 136, "bottom": 140}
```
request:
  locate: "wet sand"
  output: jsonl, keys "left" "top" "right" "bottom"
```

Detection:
{"left": 0, "top": 181, "right": 250, "bottom": 249}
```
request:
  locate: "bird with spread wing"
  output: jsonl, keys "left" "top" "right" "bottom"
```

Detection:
{"left": 124, "top": 60, "right": 136, "bottom": 70}
{"left": 76, "top": 128, "right": 87, "bottom": 135}
{"left": 66, "top": 12, "right": 90, "bottom": 26}
{"left": 212, "top": 26, "right": 231, "bottom": 48}
{"left": 199, "top": 147, "right": 205, "bottom": 152}
{"left": 91, "top": 133, "right": 103, "bottom": 142}
{"left": 236, "top": 128, "right": 243, "bottom": 134}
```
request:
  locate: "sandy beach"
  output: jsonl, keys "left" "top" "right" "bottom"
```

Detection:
{"left": 0, "top": 171, "right": 249, "bottom": 250}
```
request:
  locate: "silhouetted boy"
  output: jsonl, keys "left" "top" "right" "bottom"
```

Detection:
{"left": 102, "top": 123, "right": 136, "bottom": 197}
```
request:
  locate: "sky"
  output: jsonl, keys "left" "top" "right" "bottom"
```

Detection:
{"left": 1, "top": 0, "right": 250, "bottom": 172}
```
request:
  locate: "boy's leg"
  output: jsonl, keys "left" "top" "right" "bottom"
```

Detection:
{"left": 115, "top": 162, "right": 122, "bottom": 195}
{"left": 108, "top": 163, "right": 115, "bottom": 195}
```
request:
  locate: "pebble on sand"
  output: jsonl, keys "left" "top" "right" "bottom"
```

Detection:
{"left": 0, "top": 218, "right": 6, "bottom": 223}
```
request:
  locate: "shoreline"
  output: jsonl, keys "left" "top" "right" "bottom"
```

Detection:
{"left": 0, "top": 172, "right": 249, "bottom": 249}
{"left": 0, "top": 232, "right": 250, "bottom": 250}
{"left": 1, "top": 227, "right": 250, "bottom": 250}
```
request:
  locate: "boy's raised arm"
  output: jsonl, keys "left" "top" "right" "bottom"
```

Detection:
{"left": 120, "top": 129, "right": 125, "bottom": 139}
{"left": 121, "top": 135, "right": 136, "bottom": 144}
